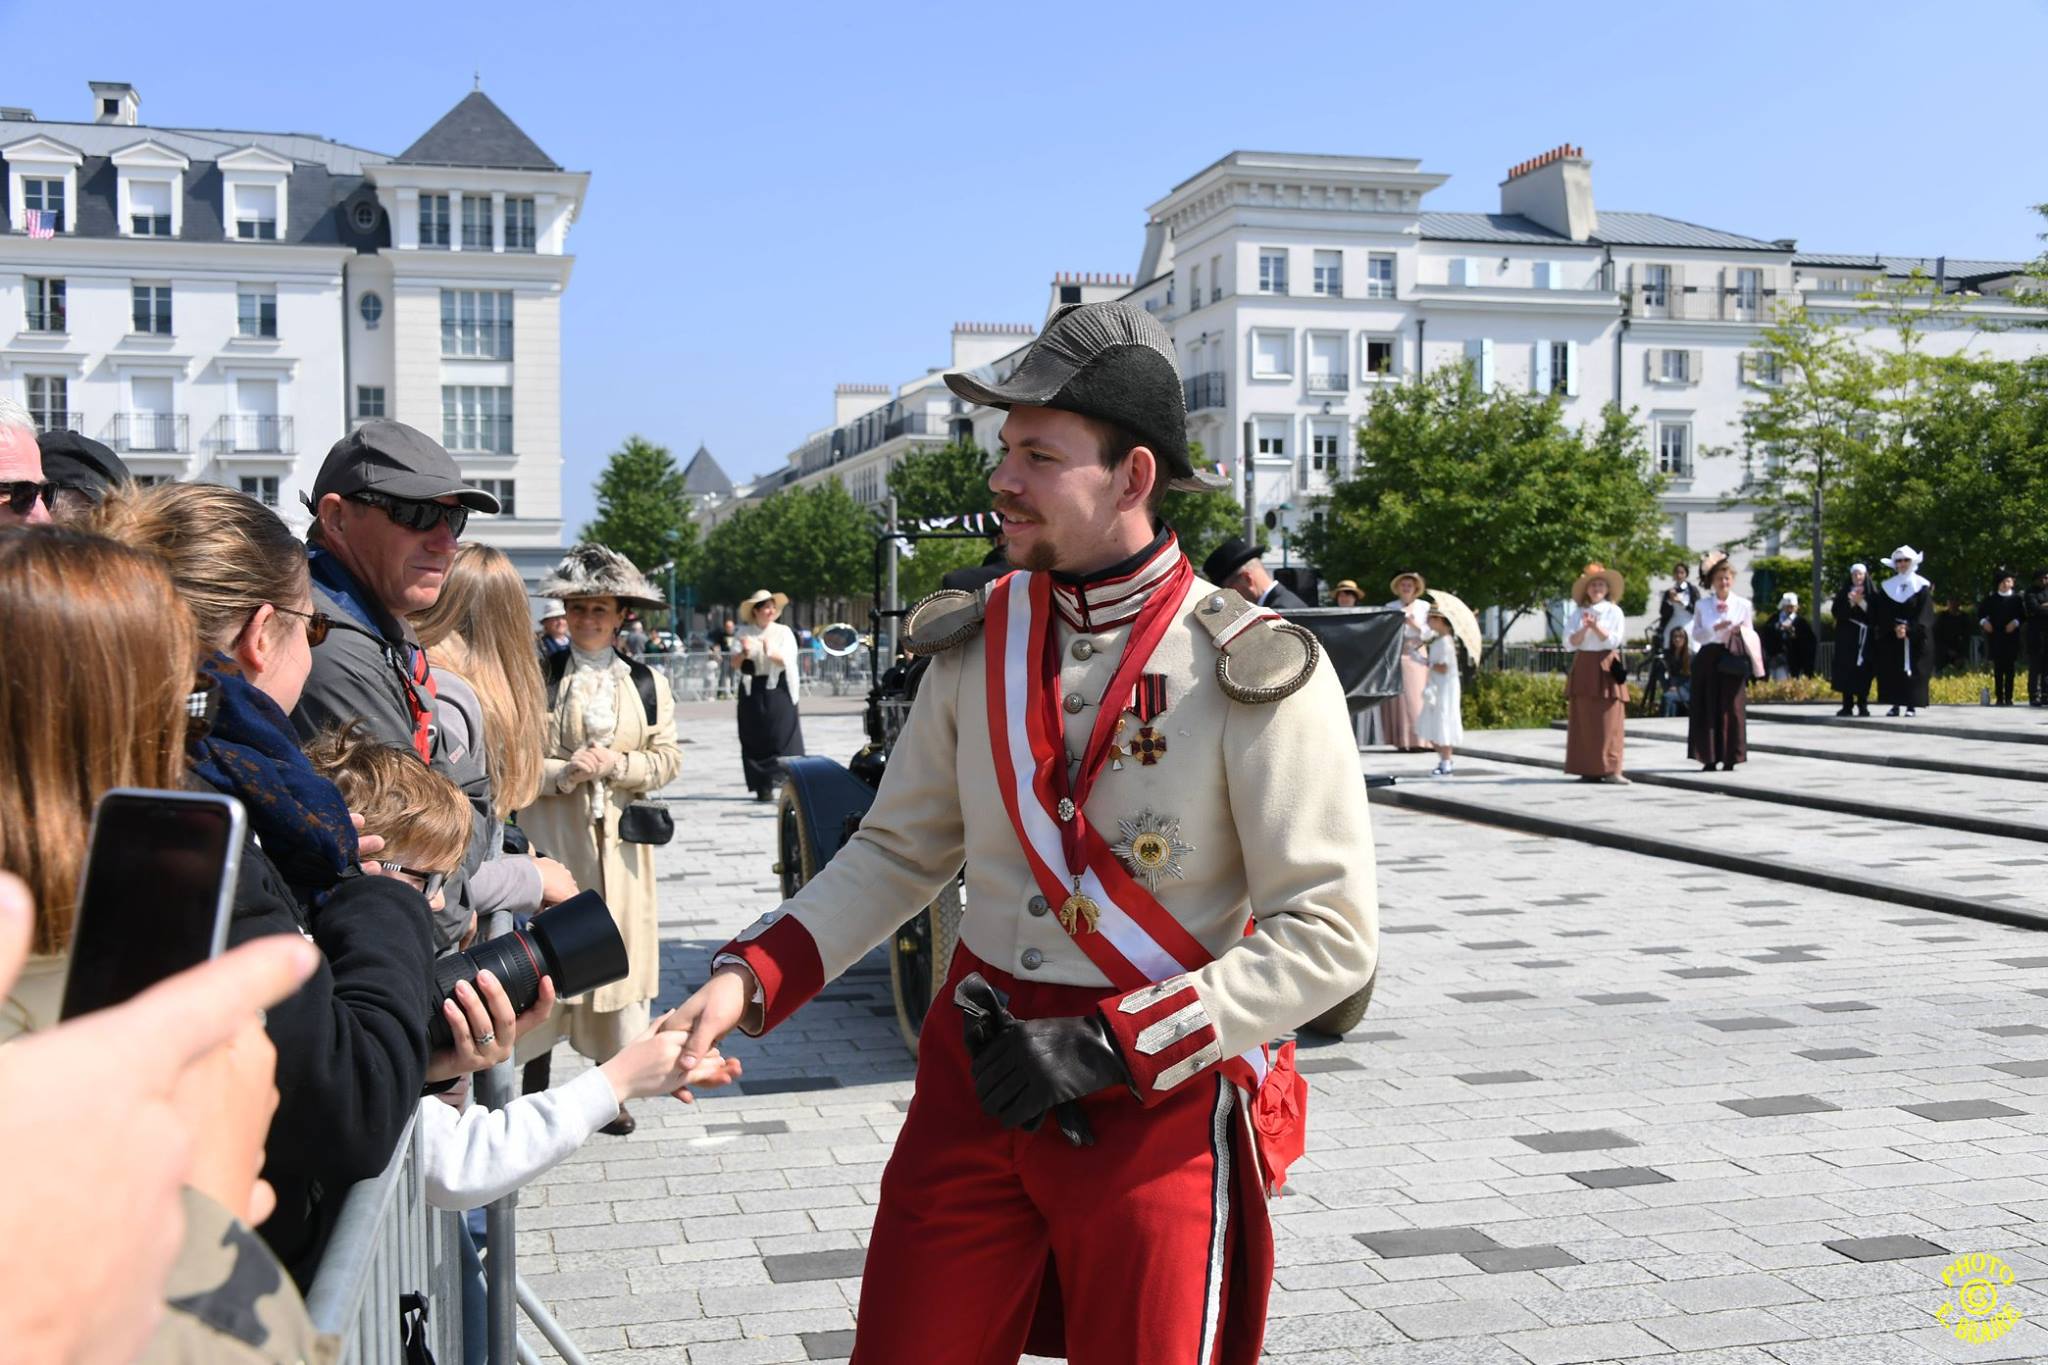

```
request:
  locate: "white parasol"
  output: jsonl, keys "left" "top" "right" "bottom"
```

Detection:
{"left": 1426, "top": 588, "right": 1482, "bottom": 662}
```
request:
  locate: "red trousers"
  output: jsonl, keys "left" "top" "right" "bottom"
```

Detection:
{"left": 850, "top": 948, "right": 1270, "bottom": 1365}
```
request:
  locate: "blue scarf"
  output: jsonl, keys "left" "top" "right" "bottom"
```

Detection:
{"left": 189, "top": 658, "right": 358, "bottom": 888}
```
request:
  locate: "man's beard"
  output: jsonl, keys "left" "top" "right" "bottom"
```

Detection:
{"left": 1016, "top": 539, "right": 1059, "bottom": 572}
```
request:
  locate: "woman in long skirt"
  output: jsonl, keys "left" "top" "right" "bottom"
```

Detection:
{"left": 1688, "top": 552, "right": 1762, "bottom": 770}
{"left": 1829, "top": 563, "right": 1874, "bottom": 717}
{"left": 734, "top": 588, "right": 806, "bottom": 800}
{"left": 1563, "top": 563, "right": 1630, "bottom": 783}
{"left": 1378, "top": 571, "right": 1431, "bottom": 751}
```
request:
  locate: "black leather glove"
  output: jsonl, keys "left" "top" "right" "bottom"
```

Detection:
{"left": 968, "top": 1000, "right": 1131, "bottom": 1133}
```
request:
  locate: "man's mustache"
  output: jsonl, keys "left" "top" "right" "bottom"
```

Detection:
{"left": 993, "top": 497, "right": 1038, "bottom": 522}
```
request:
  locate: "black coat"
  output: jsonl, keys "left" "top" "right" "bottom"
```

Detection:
{"left": 1263, "top": 581, "right": 1312, "bottom": 611}
{"left": 1980, "top": 592, "right": 2027, "bottom": 662}
{"left": 199, "top": 770, "right": 436, "bottom": 1286}
{"left": 1871, "top": 582, "right": 1935, "bottom": 708}
{"left": 1829, "top": 583, "right": 1874, "bottom": 692}
{"left": 2026, "top": 586, "right": 2048, "bottom": 649}
{"left": 1760, "top": 613, "right": 1817, "bottom": 677}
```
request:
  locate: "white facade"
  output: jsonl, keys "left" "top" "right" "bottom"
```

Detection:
{"left": 0, "top": 83, "right": 585, "bottom": 580}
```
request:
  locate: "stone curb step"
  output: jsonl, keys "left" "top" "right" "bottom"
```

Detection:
{"left": 1366, "top": 775, "right": 2046, "bottom": 933}
{"left": 1464, "top": 742, "right": 2048, "bottom": 845}
{"left": 1544, "top": 718, "right": 2048, "bottom": 785}
{"left": 1747, "top": 705, "right": 2048, "bottom": 746}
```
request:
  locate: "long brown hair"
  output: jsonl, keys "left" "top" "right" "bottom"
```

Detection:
{"left": 91, "top": 482, "right": 308, "bottom": 653}
{"left": 0, "top": 528, "right": 197, "bottom": 954}
{"left": 411, "top": 543, "right": 545, "bottom": 816}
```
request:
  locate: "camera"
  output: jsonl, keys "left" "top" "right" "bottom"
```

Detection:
{"left": 427, "top": 890, "right": 629, "bottom": 1049}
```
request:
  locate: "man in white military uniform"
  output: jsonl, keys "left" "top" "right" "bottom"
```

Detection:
{"left": 667, "top": 301, "right": 1378, "bottom": 1364}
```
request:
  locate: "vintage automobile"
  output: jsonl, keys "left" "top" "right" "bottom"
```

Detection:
{"left": 774, "top": 533, "right": 1406, "bottom": 1052}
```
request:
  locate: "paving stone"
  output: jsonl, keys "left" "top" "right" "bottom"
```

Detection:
{"left": 762, "top": 1249, "right": 867, "bottom": 1283}
{"left": 738, "top": 1076, "right": 845, "bottom": 1095}
{"left": 1567, "top": 1167, "right": 1672, "bottom": 1189}
{"left": 1701, "top": 1015, "right": 1795, "bottom": 1031}
{"left": 1669, "top": 966, "right": 1755, "bottom": 979}
{"left": 1988, "top": 1059, "right": 2048, "bottom": 1078}
{"left": 1720, "top": 1094, "right": 1844, "bottom": 1118}
{"left": 1800, "top": 1047, "right": 1877, "bottom": 1061}
{"left": 709, "top": 1121, "right": 791, "bottom": 1136}
{"left": 1494, "top": 1320, "right": 1672, "bottom": 1365}
{"left": 799, "top": 1329, "right": 856, "bottom": 1360}
{"left": 1463, "top": 1244, "right": 1582, "bottom": 1273}
{"left": 1354, "top": 1226, "right": 1501, "bottom": 1258}
{"left": 1979, "top": 1024, "right": 2048, "bottom": 1037}
{"left": 1581, "top": 992, "right": 1666, "bottom": 1005}
{"left": 1823, "top": 1234, "right": 1949, "bottom": 1262}
{"left": 1807, "top": 1000, "right": 1877, "bottom": 1012}
{"left": 1513, "top": 1130, "right": 1639, "bottom": 1154}
{"left": 1897, "top": 1100, "right": 2026, "bottom": 1123}
{"left": 1457, "top": 1070, "right": 1541, "bottom": 1085}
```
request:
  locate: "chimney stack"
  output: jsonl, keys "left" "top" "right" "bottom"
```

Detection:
{"left": 1500, "top": 143, "right": 1596, "bottom": 243}
{"left": 834, "top": 382, "right": 891, "bottom": 427}
{"left": 88, "top": 81, "right": 139, "bottom": 126}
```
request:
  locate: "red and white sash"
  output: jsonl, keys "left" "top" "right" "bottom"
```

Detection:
{"left": 983, "top": 563, "right": 1270, "bottom": 1098}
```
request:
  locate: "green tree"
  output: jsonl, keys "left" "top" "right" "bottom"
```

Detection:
{"left": 1297, "top": 365, "right": 1670, "bottom": 651}
{"left": 1830, "top": 354, "right": 2048, "bottom": 602}
{"left": 581, "top": 435, "right": 697, "bottom": 584}
{"left": 698, "top": 480, "right": 877, "bottom": 609}
{"left": 888, "top": 441, "right": 995, "bottom": 520}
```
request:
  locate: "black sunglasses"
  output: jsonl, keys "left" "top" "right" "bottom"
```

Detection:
{"left": 4, "top": 481, "right": 54, "bottom": 516}
{"left": 350, "top": 490, "right": 468, "bottom": 538}
{"left": 270, "top": 604, "right": 334, "bottom": 646}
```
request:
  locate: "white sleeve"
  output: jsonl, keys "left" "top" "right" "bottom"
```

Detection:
{"left": 418, "top": 1067, "right": 621, "bottom": 1211}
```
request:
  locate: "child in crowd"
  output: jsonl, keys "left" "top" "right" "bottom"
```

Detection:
{"left": 1415, "top": 608, "right": 1464, "bottom": 776}
{"left": 304, "top": 724, "right": 737, "bottom": 1210}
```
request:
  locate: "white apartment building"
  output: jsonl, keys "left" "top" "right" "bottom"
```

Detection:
{"left": 0, "top": 81, "right": 586, "bottom": 580}
{"left": 1124, "top": 147, "right": 2048, "bottom": 555}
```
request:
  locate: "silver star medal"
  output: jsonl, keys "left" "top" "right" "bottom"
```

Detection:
{"left": 1111, "top": 810, "right": 1192, "bottom": 892}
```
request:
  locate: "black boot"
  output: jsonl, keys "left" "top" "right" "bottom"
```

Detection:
{"left": 521, "top": 1052, "right": 552, "bottom": 1097}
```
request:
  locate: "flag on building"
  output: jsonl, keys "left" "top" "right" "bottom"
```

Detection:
{"left": 23, "top": 210, "right": 55, "bottom": 239}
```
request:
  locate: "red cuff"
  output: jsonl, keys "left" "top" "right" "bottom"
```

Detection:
{"left": 716, "top": 914, "right": 824, "bottom": 1035}
{"left": 1098, "top": 974, "right": 1223, "bottom": 1105}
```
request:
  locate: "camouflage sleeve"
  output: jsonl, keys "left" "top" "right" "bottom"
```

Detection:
{"left": 135, "top": 1189, "right": 338, "bottom": 1365}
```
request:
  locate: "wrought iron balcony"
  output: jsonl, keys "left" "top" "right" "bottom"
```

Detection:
{"left": 1306, "top": 370, "right": 1349, "bottom": 393}
{"left": 108, "top": 413, "right": 188, "bottom": 453}
{"left": 208, "top": 414, "right": 295, "bottom": 455}
{"left": 1183, "top": 371, "right": 1227, "bottom": 412}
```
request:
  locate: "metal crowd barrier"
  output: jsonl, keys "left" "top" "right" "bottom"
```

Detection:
{"left": 305, "top": 910, "right": 596, "bottom": 1364}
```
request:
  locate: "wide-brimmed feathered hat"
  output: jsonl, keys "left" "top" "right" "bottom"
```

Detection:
{"left": 1699, "top": 549, "right": 1733, "bottom": 584}
{"left": 1571, "top": 561, "right": 1625, "bottom": 605}
{"left": 740, "top": 588, "right": 789, "bottom": 619}
{"left": 536, "top": 543, "right": 666, "bottom": 610}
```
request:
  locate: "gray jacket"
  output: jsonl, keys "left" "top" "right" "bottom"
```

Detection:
{"left": 292, "top": 576, "right": 488, "bottom": 949}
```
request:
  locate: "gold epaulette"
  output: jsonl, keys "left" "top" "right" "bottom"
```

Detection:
{"left": 1192, "top": 587, "right": 1319, "bottom": 704}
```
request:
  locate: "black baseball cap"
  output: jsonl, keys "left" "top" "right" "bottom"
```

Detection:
{"left": 37, "top": 429, "right": 129, "bottom": 495}
{"left": 306, "top": 420, "right": 500, "bottom": 513}
{"left": 943, "top": 301, "right": 1226, "bottom": 493}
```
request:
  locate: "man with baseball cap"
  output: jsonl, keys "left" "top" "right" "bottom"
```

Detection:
{"left": 665, "top": 302, "right": 1378, "bottom": 1362}
{"left": 292, "top": 420, "right": 500, "bottom": 948}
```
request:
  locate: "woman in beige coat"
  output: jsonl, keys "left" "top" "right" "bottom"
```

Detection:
{"left": 517, "top": 545, "right": 681, "bottom": 1135}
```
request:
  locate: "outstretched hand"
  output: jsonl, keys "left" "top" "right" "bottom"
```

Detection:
{"left": 658, "top": 966, "right": 756, "bottom": 1096}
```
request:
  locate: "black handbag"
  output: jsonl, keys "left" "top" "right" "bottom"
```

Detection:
{"left": 1715, "top": 640, "right": 1751, "bottom": 677}
{"left": 1608, "top": 654, "right": 1629, "bottom": 684}
{"left": 617, "top": 800, "right": 675, "bottom": 846}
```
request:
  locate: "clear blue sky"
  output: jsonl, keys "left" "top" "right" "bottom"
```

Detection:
{"left": 4, "top": 0, "right": 2042, "bottom": 532}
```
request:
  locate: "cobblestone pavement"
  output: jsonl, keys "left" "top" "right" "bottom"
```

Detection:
{"left": 520, "top": 702, "right": 2048, "bottom": 1364}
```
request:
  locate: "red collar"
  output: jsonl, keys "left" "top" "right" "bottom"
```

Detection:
{"left": 1048, "top": 531, "right": 1185, "bottom": 633}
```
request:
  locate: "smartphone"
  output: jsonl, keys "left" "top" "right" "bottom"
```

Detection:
{"left": 58, "top": 788, "right": 247, "bottom": 1020}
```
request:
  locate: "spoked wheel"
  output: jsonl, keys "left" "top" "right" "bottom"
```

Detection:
{"left": 890, "top": 873, "right": 965, "bottom": 1054}
{"left": 1302, "top": 973, "right": 1377, "bottom": 1039}
{"left": 775, "top": 782, "right": 820, "bottom": 899}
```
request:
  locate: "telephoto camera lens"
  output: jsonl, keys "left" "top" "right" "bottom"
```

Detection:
{"left": 426, "top": 890, "right": 630, "bottom": 1050}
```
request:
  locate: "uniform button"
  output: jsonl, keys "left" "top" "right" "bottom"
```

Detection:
{"left": 1020, "top": 948, "right": 1045, "bottom": 971}
{"left": 1027, "top": 895, "right": 1050, "bottom": 917}
{"left": 1071, "top": 639, "right": 1095, "bottom": 661}
{"left": 1063, "top": 693, "right": 1085, "bottom": 714}
{"left": 1203, "top": 594, "right": 1226, "bottom": 614}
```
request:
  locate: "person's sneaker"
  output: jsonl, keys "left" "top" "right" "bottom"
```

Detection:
{"left": 1905, "top": 707, "right": 1918, "bottom": 717}
{"left": 1886, "top": 706, "right": 1901, "bottom": 717}
{"left": 1428, "top": 761, "right": 1449, "bottom": 777}
{"left": 1601, "top": 774, "right": 1632, "bottom": 785}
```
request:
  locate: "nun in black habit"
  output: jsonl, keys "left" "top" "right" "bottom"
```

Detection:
{"left": 1871, "top": 545, "right": 1934, "bottom": 716}
{"left": 1829, "top": 563, "right": 1874, "bottom": 717}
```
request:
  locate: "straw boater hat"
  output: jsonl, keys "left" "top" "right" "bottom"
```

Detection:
{"left": 536, "top": 543, "right": 666, "bottom": 610}
{"left": 740, "top": 588, "right": 789, "bottom": 620}
{"left": 1571, "top": 561, "right": 1625, "bottom": 605}
{"left": 1332, "top": 579, "right": 1363, "bottom": 599}
{"left": 1389, "top": 571, "right": 1427, "bottom": 596}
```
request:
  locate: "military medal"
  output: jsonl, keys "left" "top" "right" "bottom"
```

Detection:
{"left": 1112, "top": 810, "right": 1192, "bottom": 891}
{"left": 1058, "top": 885, "right": 1102, "bottom": 934}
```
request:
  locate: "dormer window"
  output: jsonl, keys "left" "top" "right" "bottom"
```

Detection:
{"left": 129, "top": 181, "right": 172, "bottom": 235}
{"left": 233, "top": 184, "right": 278, "bottom": 239}
{"left": 3, "top": 135, "right": 84, "bottom": 236}
{"left": 217, "top": 146, "right": 292, "bottom": 246}
{"left": 23, "top": 178, "right": 65, "bottom": 233}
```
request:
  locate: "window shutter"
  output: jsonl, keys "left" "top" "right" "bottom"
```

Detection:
{"left": 1565, "top": 340, "right": 1580, "bottom": 397}
{"left": 1644, "top": 348, "right": 1656, "bottom": 383}
{"left": 1668, "top": 263, "right": 1685, "bottom": 318}
{"left": 1739, "top": 352, "right": 1754, "bottom": 387}
{"left": 1532, "top": 340, "right": 1552, "bottom": 394}
{"left": 1688, "top": 349, "right": 1704, "bottom": 384}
